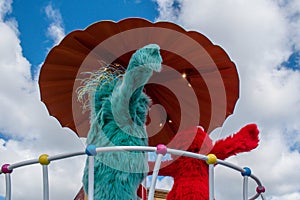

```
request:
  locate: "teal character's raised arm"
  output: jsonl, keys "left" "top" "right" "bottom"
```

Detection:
{"left": 82, "top": 44, "right": 162, "bottom": 200}
{"left": 111, "top": 44, "right": 162, "bottom": 134}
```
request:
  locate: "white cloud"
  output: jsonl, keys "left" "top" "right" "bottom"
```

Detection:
{"left": 0, "top": 1, "right": 84, "bottom": 199}
{"left": 154, "top": 0, "right": 300, "bottom": 199}
{"left": 0, "top": 0, "right": 12, "bottom": 21}
{"left": 155, "top": 0, "right": 180, "bottom": 22}
{"left": 44, "top": 3, "right": 65, "bottom": 45}
{"left": 280, "top": 0, "right": 300, "bottom": 51}
{"left": 270, "top": 193, "right": 300, "bottom": 200}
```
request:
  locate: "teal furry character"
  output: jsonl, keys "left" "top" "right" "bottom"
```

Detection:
{"left": 81, "top": 44, "right": 162, "bottom": 199}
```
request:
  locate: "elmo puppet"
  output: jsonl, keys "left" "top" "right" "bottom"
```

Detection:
{"left": 150, "top": 124, "right": 259, "bottom": 200}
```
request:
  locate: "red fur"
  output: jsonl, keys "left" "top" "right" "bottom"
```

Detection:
{"left": 137, "top": 185, "right": 147, "bottom": 200}
{"left": 149, "top": 124, "right": 259, "bottom": 200}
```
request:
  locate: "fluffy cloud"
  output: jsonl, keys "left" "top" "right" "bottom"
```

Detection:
{"left": 44, "top": 3, "right": 65, "bottom": 45}
{"left": 0, "top": 1, "right": 33, "bottom": 139}
{"left": 0, "top": 1, "right": 84, "bottom": 199}
{"left": 155, "top": 0, "right": 180, "bottom": 22}
{"left": 0, "top": 0, "right": 11, "bottom": 21}
{"left": 154, "top": 0, "right": 300, "bottom": 199}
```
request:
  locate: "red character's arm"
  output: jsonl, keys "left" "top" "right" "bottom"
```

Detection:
{"left": 210, "top": 124, "right": 259, "bottom": 160}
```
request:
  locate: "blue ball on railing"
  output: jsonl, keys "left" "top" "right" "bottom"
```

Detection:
{"left": 241, "top": 167, "right": 252, "bottom": 176}
{"left": 85, "top": 145, "right": 97, "bottom": 156}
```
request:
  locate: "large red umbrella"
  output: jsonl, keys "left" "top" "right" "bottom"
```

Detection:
{"left": 39, "top": 18, "right": 239, "bottom": 147}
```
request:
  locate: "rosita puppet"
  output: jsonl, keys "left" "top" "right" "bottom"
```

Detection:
{"left": 79, "top": 44, "right": 162, "bottom": 199}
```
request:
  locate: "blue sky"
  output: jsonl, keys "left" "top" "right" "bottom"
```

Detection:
{"left": 1, "top": 0, "right": 300, "bottom": 200}
{"left": 8, "top": 0, "right": 158, "bottom": 78}
{"left": 283, "top": 51, "right": 300, "bottom": 71}
{"left": 7, "top": 0, "right": 300, "bottom": 79}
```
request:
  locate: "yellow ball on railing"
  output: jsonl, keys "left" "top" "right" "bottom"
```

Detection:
{"left": 206, "top": 154, "right": 217, "bottom": 165}
{"left": 39, "top": 154, "right": 50, "bottom": 165}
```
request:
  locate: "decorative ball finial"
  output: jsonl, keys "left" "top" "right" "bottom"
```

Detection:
{"left": 85, "top": 144, "right": 97, "bottom": 156}
{"left": 39, "top": 154, "right": 50, "bottom": 165}
{"left": 241, "top": 167, "right": 252, "bottom": 176}
{"left": 1, "top": 164, "right": 13, "bottom": 174}
{"left": 206, "top": 154, "right": 217, "bottom": 165}
{"left": 156, "top": 144, "right": 167, "bottom": 155}
{"left": 256, "top": 185, "right": 266, "bottom": 194}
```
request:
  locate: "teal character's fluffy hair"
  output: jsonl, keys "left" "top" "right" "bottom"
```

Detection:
{"left": 80, "top": 44, "right": 162, "bottom": 199}
{"left": 77, "top": 62, "right": 126, "bottom": 112}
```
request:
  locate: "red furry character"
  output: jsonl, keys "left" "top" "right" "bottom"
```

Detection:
{"left": 150, "top": 124, "right": 259, "bottom": 200}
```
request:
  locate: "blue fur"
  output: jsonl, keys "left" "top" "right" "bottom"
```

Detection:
{"left": 83, "top": 44, "right": 162, "bottom": 199}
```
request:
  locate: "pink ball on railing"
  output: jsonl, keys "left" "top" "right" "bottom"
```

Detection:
{"left": 156, "top": 144, "right": 167, "bottom": 155}
{"left": 1, "top": 164, "right": 13, "bottom": 174}
{"left": 256, "top": 185, "right": 265, "bottom": 193}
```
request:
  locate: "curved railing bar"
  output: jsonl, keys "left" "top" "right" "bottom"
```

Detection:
{"left": 0, "top": 145, "right": 265, "bottom": 200}
{"left": 48, "top": 151, "right": 85, "bottom": 162}
{"left": 95, "top": 146, "right": 156, "bottom": 153}
{"left": 217, "top": 160, "right": 263, "bottom": 186}
{"left": 217, "top": 160, "right": 264, "bottom": 199}
{"left": 8, "top": 158, "right": 39, "bottom": 171}
{"left": 250, "top": 193, "right": 260, "bottom": 200}
{"left": 0, "top": 152, "right": 86, "bottom": 174}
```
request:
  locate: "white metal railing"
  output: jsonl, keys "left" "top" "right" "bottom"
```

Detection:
{"left": 0, "top": 145, "right": 266, "bottom": 200}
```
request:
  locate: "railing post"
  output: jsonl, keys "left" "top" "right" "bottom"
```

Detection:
{"left": 1, "top": 164, "right": 13, "bottom": 200}
{"left": 5, "top": 174, "right": 12, "bottom": 200}
{"left": 241, "top": 167, "right": 251, "bottom": 200}
{"left": 42, "top": 165, "right": 49, "bottom": 200}
{"left": 148, "top": 144, "right": 167, "bottom": 200}
{"left": 85, "top": 145, "right": 97, "bottom": 200}
{"left": 39, "top": 154, "right": 50, "bottom": 200}
{"left": 243, "top": 176, "right": 249, "bottom": 200}
{"left": 208, "top": 164, "right": 214, "bottom": 200}
{"left": 206, "top": 154, "right": 217, "bottom": 200}
{"left": 88, "top": 156, "right": 95, "bottom": 200}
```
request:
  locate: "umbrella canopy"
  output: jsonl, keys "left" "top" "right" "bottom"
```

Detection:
{"left": 39, "top": 18, "right": 239, "bottom": 146}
